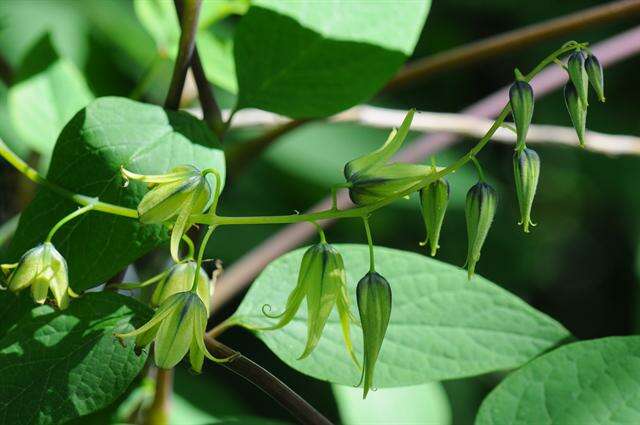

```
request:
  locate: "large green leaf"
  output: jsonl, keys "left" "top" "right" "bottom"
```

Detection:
{"left": 5, "top": 97, "right": 225, "bottom": 291}
{"left": 8, "top": 35, "right": 94, "bottom": 155}
{"left": 333, "top": 382, "right": 451, "bottom": 424}
{"left": 476, "top": 336, "right": 640, "bottom": 425}
{"left": 0, "top": 291, "right": 151, "bottom": 425}
{"left": 234, "top": 0, "right": 430, "bottom": 118}
{"left": 232, "top": 245, "right": 570, "bottom": 387}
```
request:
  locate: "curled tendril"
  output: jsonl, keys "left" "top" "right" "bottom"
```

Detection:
{"left": 261, "top": 303, "right": 285, "bottom": 319}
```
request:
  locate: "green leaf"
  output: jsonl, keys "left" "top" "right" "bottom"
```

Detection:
{"left": 8, "top": 34, "right": 94, "bottom": 155}
{"left": 5, "top": 97, "right": 225, "bottom": 291}
{"left": 232, "top": 245, "right": 570, "bottom": 387}
{"left": 476, "top": 336, "right": 640, "bottom": 425}
{"left": 234, "top": 0, "right": 430, "bottom": 118}
{"left": 0, "top": 291, "right": 152, "bottom": 425}
{"left": 333, "top": 382, "right": 451, "bottom": 424}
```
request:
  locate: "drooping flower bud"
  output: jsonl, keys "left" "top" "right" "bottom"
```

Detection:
{"left": 465, "top": 182, "right": 498, "bottom": 279}
{"left": 115, "top": 291, "right": 231, "bottom": 372}
{"left": 356, "top": 271, "right": 392, "bottom": 399}
{"left": 513, "top": 148, "right": 540, "bottom": 233}
{"left": 121, "top": 165, "right": 212, "bottom": 262}
{"left": 419, "top": 178, "right": 449, "bottom": 256}
{"left": 7, "top": 242, "right": 69, "bottom": 309}
{"left": 344, "top": 110, "right": 438, "bottom": 205}
{"left": 564, "top": 82, "right": 587, "bottom": 147}
{"left": 584, "top": 53, "right": 605, "bottom": 103}
{"left": 151, "top": 261, "right": 211, "bottom": 315}
{"left": 567, "top": 51, "right": 589, "bottom": 107}
{"left": 261, "top": 243, "right": 357, "bottom": 364}
{"left": 509, "top": 80, "right": 534, "bottom": 152}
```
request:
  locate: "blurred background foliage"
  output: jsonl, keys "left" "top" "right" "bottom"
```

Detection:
{"left": 1, "top": 0, "right": 639, "bottom": 424}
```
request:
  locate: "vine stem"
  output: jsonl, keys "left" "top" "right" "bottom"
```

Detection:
{"left": 164, "top": 0, "right": 202, "bottom": 110}
{"left": 203, "top": 336, "right": 332, "bottom": 425}
{"left": 46, "top": 204, "right": 95, "bottom": 242}
{"left": 0, "top": 138, "right": 138, "bottom": 218}
{"left": 144, "top": 368, "right": 173, "bottom": 425}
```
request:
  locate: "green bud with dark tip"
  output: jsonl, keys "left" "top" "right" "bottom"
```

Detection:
{"left": 564, "top": 82, "right": 587, "bottom": 147}
{"left": 513, "top": 148, "right": 540, "bottom": 233}
{"left": 567, "top": 51, "right": 589, "bottom": 107}
{"left": 509, "top": 80, "right": 534, "bottom": 152}
{"left": 356, "top": 271, "right": 392, "bottom": 399}
{"left": 585, "top": 53, "right": 605, "bottom": 103}
{"left": 419, "top": 178, "right": 449, "bottom": 256}
{"left": 465, "top": 182, "right": 498, "bottom": 279}
{"left": 260, "top": 243, "right": 358, "bottom": 364}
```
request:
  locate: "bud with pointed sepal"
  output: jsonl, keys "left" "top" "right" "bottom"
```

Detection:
{"left": 585, "top": 53, "right": 605, "bottom": 103}
{"left": 344, "top": 110, "right": 439, "bottom": 205}
{"left": 356, "top": 271, "right": 392, "bottom": 399}
{"left": 151, "top": 261, "right": 211, "bottom": 315}
{"left": 7, "top": 242, "right": 70, "bottom": 309}
{"left": 115, "top": 291, "right": 231, "bottom": 372}
{"left": 513, "top": 148, "right": 540, "bottom": 233}
{"left": 261, "top": 243, "right": 358, "bottom": 364}
{"left": 121, "top": 165, "right": 212, "bottom": 262}
{"left": 564, "top": 82, "right": 587, "bottom": 147}
{"left": 567, "top": 51, "right": 589, "bottom": 107}
{"left": 465, "top": 182, "right": 498, "bottom": 279}
{"left": 419, "top": 178, "right": 449, "bottom": 256}
{"left": 509, "top": 79, "right": 534, "bottom": 152}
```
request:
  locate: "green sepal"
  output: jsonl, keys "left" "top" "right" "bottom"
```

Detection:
{"left": 465, "top": 182, "right": 498, "bottom": 279}
{"left": 419, "top": 178, "right": 450, "bottom": 256}
{"left": 564, "top": 82, "right": 587, "bottom": 147}
{"left": 513, "top": 148, "right": 541, "bottom": 233}
{"left": 585, "top": 53, "right": 605, "bottom": 103}
{"left": 508, "top": 80, "right": 534, "bottom": 152}
{"left": 567, "top": 51, "right": 589, "bottom": 108}
{"left": 344, "top": 109, "right": 415, "bottom": 180}
{"left": 356, "top": 271, "right": 392, "bottom": 399}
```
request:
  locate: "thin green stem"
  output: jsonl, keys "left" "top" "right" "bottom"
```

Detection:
{"left": 0, "top": 138, "right": 138, "bottom": 218}
{"left": 363, "top": 216, "right": 375, "bottom": 272}
{"left": 46, "top": 204, "right": 95, "bottom": 242}
{"left": 470, "top": 157, "right": 486, "bottom": 182}
{"left": 181, "top": 233, "right": 196, "bottom": 259}
{"left": 192, "top": 225, "right": 216, "bottom": 292}
{"left": 311, "top": 222, "right": 326, "bottom": 243}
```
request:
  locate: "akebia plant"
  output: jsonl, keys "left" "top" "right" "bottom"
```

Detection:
{"left": 0, "top": 1, "right": 628, "bottom": 421}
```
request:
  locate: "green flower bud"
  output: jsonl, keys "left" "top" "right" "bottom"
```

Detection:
{"left": 564, "top": 82, "right": 587, "bottom": 147}
{"left": 121, "top": 165, "right": 212, "bottom": 262}
{"left": 116, "top": 291, "right": 229, "bottom": 372}
{"left": 7, "top": 242, "right": 69, "bottom": 309}
{"left": 465, "top": 182, "right": 498, "bottom": 279}
{"left": 261, "top": 243, "right": 357, "bottom": 364}
{"left": 348, "top": 163, "right": 436, "bottom": 206}
{"left": 419, "top": 178, "right": 449, "bottom": 256}
{"left": 567, "top": 51, "right": 589, "bottom": 107}
{"left": 356, "top": 271, "right": 392, "bottom": 399}
{"left": 344, "top": 110, "right": 438, "bottom": 205}
{"left": 151, "top": 261, "right": 211, "bottom": 315}
{"left": 509, "top": 80, "right": 534, "bottom": 152}
{"left": 585, "top": 53, "right": 605, "bottom": 103}
{"left": 513, "top": 148, "right": 540, "bottom": 233}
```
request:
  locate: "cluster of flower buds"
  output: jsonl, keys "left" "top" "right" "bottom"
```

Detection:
{"left": 344, "top": 110, "right": 440, "bottom": 206}
{"left": 2, "top": 242, "right": 70, "bottom": 309}
{"left": 121, "top": 165, "right": 212, "bottom": 262}
{"left": 564, "top": 50, "right": 605, "bottom": 147}
{"left": 261, "top": 242, "right": 358, "bottom": 363}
